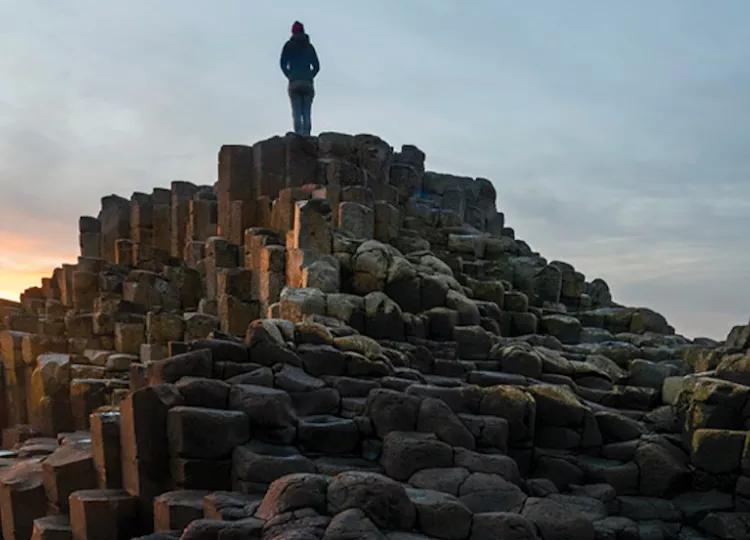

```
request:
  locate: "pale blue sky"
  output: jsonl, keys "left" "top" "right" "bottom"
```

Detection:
{"left": 1, "top": 1, "right": 748, "bottom": 338}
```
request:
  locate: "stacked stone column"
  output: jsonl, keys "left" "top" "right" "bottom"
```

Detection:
{"left": 217, "top": 144, "right": 254, "bottom": 244}
{"left": 245, "top": 229, "right": 286, "bottom": 317}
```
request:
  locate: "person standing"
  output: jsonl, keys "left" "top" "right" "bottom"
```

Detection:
{"left": 280, "top": 21, "right": 320, "bottom": 136}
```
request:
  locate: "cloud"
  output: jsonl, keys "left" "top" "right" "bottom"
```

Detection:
{"left": 0, "top": 1, "right": 748, "bottom": 339}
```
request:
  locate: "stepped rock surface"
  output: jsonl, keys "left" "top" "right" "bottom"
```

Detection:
{"left": 0, "top": 131, "right": 748, "bottom": 539}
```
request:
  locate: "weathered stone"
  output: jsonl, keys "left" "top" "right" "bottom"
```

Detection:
{"left": 42, "top": 442, "right": 96, "bottom": 509}
{"left": 417, "top": 397, "right": 475, "bottom": 449}
{"left": 90, "top": 408, "right": 122, "bottom": 489}
{"left": 29, "top": 353, "right": 73, "bottom": 435}
{"left": 541, "top": 314, "right": 582, "bottom": 344}
{"left": 292, "top": 199, "right": 333, "bottom": 254}
{"left": 0, "top": 461, "right": 47, "bottom": 540}
{"left": 120, "top": 384, "right": 184, "bottom": 516}
{"left": 147, "top": 349, "right": 213, "bottom": 385}
{"left": 257, "top": 473, "right": 329, "bottom": 519}
{"left": 69, "top": 489, "right": 138, "bottom": 540}
{"left": 153, "top": 490, "right": 209, "bottom": 532}
{"left": 183, "top": 313, "right": 220, "bottom": 342}
{"left": 408, "top": 467, "right": 469, "bottom": 497}
{"left": 595, "top": 411, "right": 646, "bottom": 442}
{"left": 406, "top": 488, "right": 472, "bottom": 540}
{"left": 495, "top": 344, "right": 543, "bottom": 379}
{"left": 167, "top": 406, "right": 249, "bottom": 459}
{"left": 327, "top": 471, "right": 416, "bottom": 530}
{"left": 31, "top": 514, "right": 73, "bottom": 540}
{"left": 365, "top": 389, "right": 421, "bottom": 437}
{"left": 470, "top": 512, "right": 539, "bottom": 540}
{"left": 279, "top": 287, "right": 327, "bottom": 323}
{"left": 453, "top": 448, "right": 520, "bottom": 484}
{"left": 479, "top": 385, "right": 536, "bottom": 444}
{"left": 527, "top": 384, "right": 586, "bottom": 427}
{"left": 699, "top": 512, "right": 750, "bottom": 540}
{"left": 381, "top": 431, "right": 453, "bottom": 481}
{"left": 146, "top": 312, "right": 185, "bottom": 345}
{"left": 70, "top": 379, "right": 108, "bottom": 430}
{"left": 634, "top": 437, "right": 690, "bottom": 497}
{"left": 521, "top": 497, "right": 594, "bottom": 540}
{"left": 458, "top": 472, "right": 526, "bottom": 513}
{"left": 691, "top": 428, "right": 746, "bottom": 474}
{"left": 233, "top": 441, "right": 315, "bottom": 489}
{"left": 298, "top": 415, "right": 359, "bottom": 454}
{"left": 228, "top": 384, "right": 296, "bottom": 439}
{"left": 324, "top": 508, "right": 384, "bottom": 540}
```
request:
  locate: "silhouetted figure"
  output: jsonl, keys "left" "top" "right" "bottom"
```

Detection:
{"left": 280, "top": 21, "right": 320, "bottom": 136}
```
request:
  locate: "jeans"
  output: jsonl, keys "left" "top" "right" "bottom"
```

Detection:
{"left": 288, "top": 80, "right": 314, "bottom": 136}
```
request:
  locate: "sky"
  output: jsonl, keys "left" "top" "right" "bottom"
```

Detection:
{"left": 0, "top": 1, "right": 748, "bottom": 339}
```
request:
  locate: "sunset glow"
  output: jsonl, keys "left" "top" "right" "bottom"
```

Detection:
{"left": 0, "top": 230, "right": 77, "bottom": 301}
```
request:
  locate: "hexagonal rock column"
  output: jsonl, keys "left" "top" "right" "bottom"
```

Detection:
{"left": 90, "top": 408, "right": 122, "bottom": 489}
{"left": 30, "top": 514, "right": 72, "bottom": 540}
{"left": 170, "top": 181, "right": 198, "bottom": 258}
{"left": 98, "top": 195, "right": 131, "bottom": 264}
{"left": 28, "top": 353, "right": 73, "bottom": 436}
{"left": 69, "top": 489, "right": 138, "bottom": 540}
{"left": 0, "top": 461, "right": 47, "bottom": 540}
{"left": 153, "top": 490, "right": 210, "bottom": 532}
{"left": 78, "top": 217, "right": 101, "bottom": 259}
{"left": 217, "top": 144, "right": 254, "bottom": 240}
{"left": 119, "top": 384, "right": 184, "bottom": 528}
{"left": 42, "top": 443, "right": 97, "bottom": 511}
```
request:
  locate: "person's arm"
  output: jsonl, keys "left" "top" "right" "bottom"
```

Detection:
{"left": 280, "top": 43, "right": 291, "bottom": 78}
{"left": 310, "top": 44, "right": 320, "bottom": 77}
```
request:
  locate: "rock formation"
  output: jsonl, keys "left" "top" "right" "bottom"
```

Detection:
{"left": 0, "top": 131, "right": 747, "bottom": 539}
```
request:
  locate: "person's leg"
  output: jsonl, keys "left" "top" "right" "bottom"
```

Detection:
{"left": 290, "top": 92, "right": 303, "bottom": 135}
{"left": 302, "top": 92, "right": 313, "bottom": 136}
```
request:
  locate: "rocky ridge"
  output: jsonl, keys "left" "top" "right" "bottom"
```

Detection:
{"left": 0, "top": 131, "right": 747, "bottom": 540}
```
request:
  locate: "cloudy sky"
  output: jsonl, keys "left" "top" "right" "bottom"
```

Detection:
{"left": 1, "top": 1, "right": 748, "bottom": 339}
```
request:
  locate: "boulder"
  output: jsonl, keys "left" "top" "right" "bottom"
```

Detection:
{"left": 406, "top": 488, "right": 472, "bottom": 540}
{"left": 495, "top": 344, "right": 543, "bottom": 379}
{"left": 327, "top": 471, "right": 416, "bottom": 530}
{"left": 153, "top": 490, "right": 208, "bottom": 532}
{"left": 175, "top": 377, "right": 230, "bottom": 409}
{"left": 42, "top": 442, "right": 97, "bottom": 510}
{"left": 527, "top": 384, "right": 586, "bottom": 427}
{"left": 595, "top": 411, "right": 646, "bottom": 442}
{"left": 233, "top": 441, "right": 315, "bottom": 489}
{"left": 470, "top": 512, "right": 539, "bottom": 540}
{"left": 408, "top": 467, "right": 469, "bottom": 497}
{"left": 458, "top": 472, "right": 526, "bottom": 513}
{"left": 699, "top": 512, "right": 750, "bottom": 540}
{"left": 540, "top": 315, "right": 582, "bottom": 345}
{"left": 634, "top": 437, "right": 690, "bottom": 497}
{"left": 324, "top": 508, "right": 385, "bottom": 540}
{"left": 167, "top": 406, "right": 249, "bottom": 459}
{"left": 228, "top": 384, "right": 296, "bottom": 439}
{"left": 381, "top": 432, "right": 453, "bottom": 481}
{"left": 297, "top": 416, "right": 359, "bottom": 454}
{"left": 147, "top": 350, "right": 213, "bottom": 385}
{"left": 68, "top": 489, "right": 138, "bottom": 540}
{"left": 256, "top": 473, "right": 329, "bottom": 519}
{"left": 365, "top": 389, "right": 421, "bottom": 437}
{"left": 690, "top": 429, "right": 746, "bottom": 474}
{"left": 521, "top": 497, "right": 594, "bottom": 540}
{"left": 417, "top": 397, "right": 475, "bottom": 449}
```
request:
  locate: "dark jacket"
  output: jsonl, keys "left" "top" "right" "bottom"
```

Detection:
{"left": 280, "top": 33, "right": 320, "bottom": 83}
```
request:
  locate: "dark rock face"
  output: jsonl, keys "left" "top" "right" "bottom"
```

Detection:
{"left": 327, "top": 471, "right": 416, "bottom": 530}
{"left": 0, "top": 132, "right": 744, "bottom": 540}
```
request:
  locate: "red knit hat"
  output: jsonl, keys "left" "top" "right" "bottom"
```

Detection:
{"left": 292, "top": 21, "right": 304, "bottom": 34}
